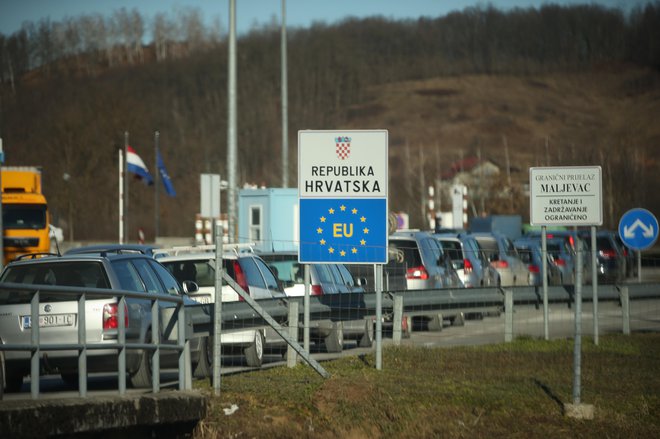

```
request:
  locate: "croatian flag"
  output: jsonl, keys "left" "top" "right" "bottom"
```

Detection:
{"left": 126, "top": 145, "right": 153, "bottom": 185}
{"left": 157, "top": 148, "right": 176, "bottom": 197}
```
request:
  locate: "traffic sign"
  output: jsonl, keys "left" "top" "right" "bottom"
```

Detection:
{"left": 618, "top": 208, "right": 658, "bottom": 251}
{"left": 298, "top": 130, "right": 388, "bottom": 264}
{"left": 529, "top": 166, "right": 602, "bottom": 226}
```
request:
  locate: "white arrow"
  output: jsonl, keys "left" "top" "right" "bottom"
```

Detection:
{"left": 623, "top": 219, "right": 655, "bottom": 239}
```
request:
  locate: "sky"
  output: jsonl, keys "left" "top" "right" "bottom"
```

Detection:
{"left": 0, "top": 0, "right": 649, "bottom": 37}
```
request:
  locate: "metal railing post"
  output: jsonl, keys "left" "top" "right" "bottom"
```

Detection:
{"left": 504, "top": 289, "right": 513, "bottom": 343}
{"left": 118, "top": 296, "right": 127, "bottom": 395}
{"left": 287, "top": 301, "right": 299, "bottom": 368}
{"left": 392, "top": 295, "right": 403, "bottom": 346}
{"left": 78, "top": 293, "right": 87, "bottom": 397}
{"left": 30, "top": 290, "right": 40, "bottom": 399}
{"left": 621, "top": 286, "right": 630, "bottom": 335}
{"left": 152, "top": 298, "right": 160, "bottom": 393}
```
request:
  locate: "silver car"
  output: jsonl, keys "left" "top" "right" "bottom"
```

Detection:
{"left": 0, "top": 252, "right": 210, "bottom": 393}
{"left": 259, "top": 251, "right": 373, "bottom": 351}
{"left": 471, "top": 232, "right": 529, "bottom": 287}
{"left": 386, "top": 231, "right": 462, "bottom": 290}
{"left": 434, "top": 233, "right": 499, "bottom": 288}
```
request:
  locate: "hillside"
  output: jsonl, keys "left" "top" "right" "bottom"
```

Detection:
{"left": 2, "top": 4, "right": 660, "bottom": 240}
{"left": 347, "top": 65, "right": 660, "bottom": 227}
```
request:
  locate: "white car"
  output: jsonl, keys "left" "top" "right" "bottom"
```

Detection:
{"left": 156, "top": 247, "right": 285, "bottom": 367}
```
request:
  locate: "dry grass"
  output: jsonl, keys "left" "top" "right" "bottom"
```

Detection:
{"left": 192, "top": 333, "right": 660, "bottom": 438}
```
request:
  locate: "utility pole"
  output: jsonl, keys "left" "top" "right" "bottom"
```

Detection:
{"left": 281, "top": 0, "right": 289, "bottom": 188}
{"left": 227, "top": 0, "right": 237, "bottom": 242}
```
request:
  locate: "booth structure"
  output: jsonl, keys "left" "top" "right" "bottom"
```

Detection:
{"left": 238, "top": 188, "right": 298, "bottom": 252}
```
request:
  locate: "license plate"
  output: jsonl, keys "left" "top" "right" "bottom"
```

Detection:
{"left": 191, "top": 295, "right": 212, "bottom": 304}
{"left": 22, "top": 314, "right": 75, "bottom": 329}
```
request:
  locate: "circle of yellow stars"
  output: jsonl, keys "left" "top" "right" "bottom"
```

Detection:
{"left": 316, "top": 204, "right": 368, "bottom": 256}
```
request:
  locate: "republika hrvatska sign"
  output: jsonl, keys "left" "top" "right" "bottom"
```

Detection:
{"left": 298, "top": 130, "right": 388, "bottom": 264}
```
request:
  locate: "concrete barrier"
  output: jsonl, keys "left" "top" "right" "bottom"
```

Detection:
{"left": 0, "top": 391, "right": 208, "bottom": 437}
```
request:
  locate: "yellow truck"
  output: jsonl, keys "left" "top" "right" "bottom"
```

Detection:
{"left": 1, "top": 166, "right": 50, "bottom": 265}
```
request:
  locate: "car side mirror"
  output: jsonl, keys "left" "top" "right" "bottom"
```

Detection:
{"left": 356, "top": 277, "right": 367, "bottom": 287}
{"left": 182, "top": 280, "right": 199, "bottom": 294}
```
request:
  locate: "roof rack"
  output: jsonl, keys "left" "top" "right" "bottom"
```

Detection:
{"left": 153, "top": 242, "right": 256, "bottom": 258}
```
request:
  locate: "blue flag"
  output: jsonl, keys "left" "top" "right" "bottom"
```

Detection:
{"left": 157, "top": 148, "right": 176, "bottom": 197}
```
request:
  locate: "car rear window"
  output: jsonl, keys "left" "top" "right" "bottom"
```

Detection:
{"left": 387, "top": 240, "right": 422, "bottom": 268}
{"left": 0, "top": 261, "right": 109, "bottom": 289}
{"left": 439, "top": 240, "right": 463, "bottom": 261}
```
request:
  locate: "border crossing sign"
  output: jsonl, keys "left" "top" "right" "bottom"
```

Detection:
{"left": 298, "top": 130, "right": 388, "bottom": 264}
{"left": 618, "top": 208, "right": 659, "bottom": 251}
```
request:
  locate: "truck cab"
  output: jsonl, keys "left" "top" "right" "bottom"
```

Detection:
{"left": 1, "top": 166, "right": 50, "bottom": 265}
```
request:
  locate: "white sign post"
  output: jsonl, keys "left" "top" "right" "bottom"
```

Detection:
{"left": 298, "top": 129, "right": 388, "bottom": 370}
{"left": 529, "top": 165, "right": 602, "bottom": 414}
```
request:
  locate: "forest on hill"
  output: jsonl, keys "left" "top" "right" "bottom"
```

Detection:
{"left": 1, "top": 3, "right": 659, "bottom": 240}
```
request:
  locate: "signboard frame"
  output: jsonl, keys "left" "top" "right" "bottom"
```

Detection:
{"left": 529, "top": 166, "right": 602, "bottom": 227}
{"left": 298, "top": 130, "right": 388, "bottom": 264}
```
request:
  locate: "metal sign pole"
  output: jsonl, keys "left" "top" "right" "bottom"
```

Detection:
{"left": 375, "top": 264, "right": 382, "bottom": 370}
{"left": 591, "top": 226, "right": 599, "bottom": 345}
{"left": 573, "top": 228, "right": 583, "bottom": 404}
{"left": 304, "top": 264, "right": 310, "bottom": 352}
{"left": 213, "top": 224, "right": 224, "bottom": 395}
{"left": 542, "top": 225, "right": 549, "bottom": 340}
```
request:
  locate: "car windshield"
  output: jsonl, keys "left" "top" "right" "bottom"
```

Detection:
{"left": 2, "top": 204, "right": 47, "bottom": 229}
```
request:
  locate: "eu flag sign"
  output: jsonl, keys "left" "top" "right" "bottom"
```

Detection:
{"left": 298, "top": 130, "right": 388, "bottom": 264}
{"left": 300, "top": 198, "right": 387, "bottom": 263}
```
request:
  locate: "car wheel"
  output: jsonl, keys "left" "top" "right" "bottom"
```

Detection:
{"left": 244, "top": 330, "right": 264, "bottom": 367}
{"left": 194, "top": 336, "right": 213, "bottom": 378}
{"left": 358, "top": 319, "right": 374, "bottom": 348}
{"left": 324, "top": 322, "right": 344, "bottom": 353}
{"left": 60, "top": 372, "right": 80, "bottom": 388}
{"left": 130, "top": 331, "right": 153, "bottom": 388}
{"left": 4, "top": 365, "right": 25, "bottom": 393}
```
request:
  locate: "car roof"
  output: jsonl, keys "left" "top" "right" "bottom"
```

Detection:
{"left": 65, "top": 244, "right": 160, "bottom": 256}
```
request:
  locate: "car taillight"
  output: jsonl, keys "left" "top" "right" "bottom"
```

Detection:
{"left": 103, "top": 303, "right": 128, "bottom": 330}
{"left": 492, "top": 260, "right": 509, "bottom": 269}
{"left": 553, "top": 258, "right": 566, "bottom": 267}
{"left": 528, "top": 264, "right": 540, "bottom": 273}
{"left": 464, "top": 259, "right": 473, "bottom": 273}
{"left": 622, "top": 248, "right": 629, "bottom": 257}
{"left": 232, "top": 261, "right": 249, "bottom": 300}
{"left": 311, "top": 285, "right": 324, "bottom": 296}
{"left": 599, "top": 249, "right": 617, "bottom": 259}
{"left": 406, "top": 266, "right": 429, "bottom": 280}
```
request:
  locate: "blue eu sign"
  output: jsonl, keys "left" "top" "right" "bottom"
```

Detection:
{"left": 299, "top": 198, "right": 387, "bottom": 263}
{"left": 618, "top": 208, "right": 659, "bottom": 251}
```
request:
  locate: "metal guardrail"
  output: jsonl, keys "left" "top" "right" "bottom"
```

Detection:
{"left": 3, "top": 281, "right": 659, "bottom": 399}
{"left": 0, "top": 282, "right": 192, "bottom": 399}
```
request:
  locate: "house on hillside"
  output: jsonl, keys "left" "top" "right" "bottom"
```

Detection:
{"left": 435, "top": 155, "right": 519, "bottom": 220}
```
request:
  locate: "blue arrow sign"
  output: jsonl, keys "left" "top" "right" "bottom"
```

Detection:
{"left": 618, "top": 208, "right": 659, "bottom": 251}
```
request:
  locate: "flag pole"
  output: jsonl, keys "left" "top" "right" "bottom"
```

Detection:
{"left": 119, "top": 148, "right": 124, "bottom": 244}
{"left": 154, "top": 130, "right": 160, "bottom": 240}
{"left": 124, "top": 131, "right": 129, "bottom": 243}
